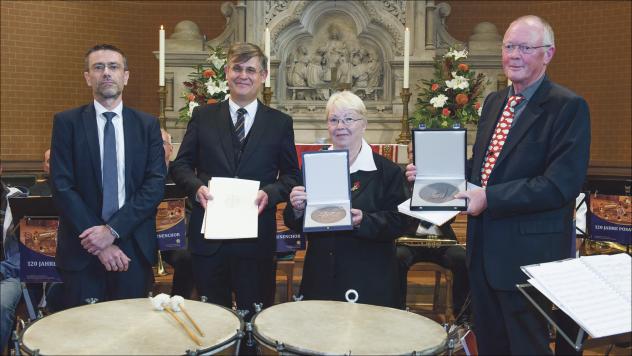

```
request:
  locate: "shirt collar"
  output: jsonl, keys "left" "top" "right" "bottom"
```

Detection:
{"left": 329, "top": 139, "right": 377, "bottom": 174}
{"left": 508, "top": 74, "right": 545, "bottom": 102}
{"left": 228, "top": 98, "right": 258, "bottom": 118}
{"left": 94, "top": 100, "right": 123, "bottom": 119}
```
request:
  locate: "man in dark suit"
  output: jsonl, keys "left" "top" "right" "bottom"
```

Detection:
{"left": 50, "top": 44, "right": 166, "bottom": 309}
{"left": 171, "top": 43, "right": 299, "bottom": 318}
{"left": 455, "top": 16, "right": 590, "bottom": 354}
{"left": 408, "top": 15, "right": 590, "bottom": 354}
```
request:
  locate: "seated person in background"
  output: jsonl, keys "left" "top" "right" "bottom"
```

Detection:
{"left": 397, "top": 219, "right": 470, "bottom": 322}
{"left": 29, "top": 150, "right": 51, "bottom": 197}
{"left": 1, "top": 163, "right": 26, "bottom": 351}
{"left": 161, "top": 129, "right": 194, "bottom": 298}
{"left": 284, "top": 91, "right": 412, "bottom": 308}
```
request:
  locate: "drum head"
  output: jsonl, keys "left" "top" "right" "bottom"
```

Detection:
{"left": 252, "top": 300, "right": 446, "bottom": 355}
{"left": 20, "top": 298, "right": 242, "bottom": 355}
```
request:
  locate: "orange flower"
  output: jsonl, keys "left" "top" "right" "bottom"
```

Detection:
{"left": 203, "top": 69, "right": 215, "bottom": 78}
{"left": 442, "top": 108, "right": 451, "bottom": 117}
{"left": 458, "top": 63, "right": 469, "bottom": 72}
{"left": 474, "top": 102, "right": 481, "bottom": 110}
{"left": 187, "top": 93, "right": 196, "bottom": 102}
{"left": 456, "top": 93, "right": 469, "bottom": 106}
{"left": 431, "top": 83, "right": 440, "bottom": 91}
{"left": 207, "top": 98, "right": 218, "bottom": 104}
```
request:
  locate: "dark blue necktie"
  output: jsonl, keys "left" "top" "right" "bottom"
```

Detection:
{"left": 235, "top": 108, "right": 246, "bottom": 143}
{"left": 102, "top": 112, "right": 118, "bottom": 221}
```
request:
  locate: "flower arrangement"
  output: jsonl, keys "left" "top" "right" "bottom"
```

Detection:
{"left": 178, "top": 46, "right": 229, "bottom": 123}
{"left": 411, "top": 47, "right": 487, "bottom": 129}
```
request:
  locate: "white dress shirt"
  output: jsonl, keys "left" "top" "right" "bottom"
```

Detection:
{"left": 228, "top": 98, "right": 258, "bottom": 137}
{"left": 94, "top": 100, "right": 126, "bottom": 209}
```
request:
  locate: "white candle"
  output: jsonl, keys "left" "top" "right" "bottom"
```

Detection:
{"left": 264, "top": 27, "right": 271, "bottom": 87}
{"left": 159, "top": 25, "right": 165, "bottom": 86}
{"left": 403, "top": 27, "right": 410, "bottom": 89}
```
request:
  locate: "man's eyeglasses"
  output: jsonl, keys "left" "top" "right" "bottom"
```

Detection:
{"left": 229, "top": 65, "right": 262, "bottom": 76}
{"left": 328, "top": 117, "right": 363, "bottom": 126}
{"left": 502, "top": 43, "right": 552, "bottom": 55}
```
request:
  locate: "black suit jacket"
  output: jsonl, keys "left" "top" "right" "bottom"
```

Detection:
{"left": 170, "top": 100, "right": 300, "bottom": 257}
{"left": 467, "top": 77, "right": 591, "bottom": 290}
{"left": 50, "top": 104, "right": 166, "bottom": 271}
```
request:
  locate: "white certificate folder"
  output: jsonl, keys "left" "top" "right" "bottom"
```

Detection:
{"left": 302, "top": 150, "right": 353, "bottom": 232}
{"left": 202, "top": 177, "right": 260, "bottom": 239}
{"left": 411, "top": 129, "right": 467, "bottom": 211}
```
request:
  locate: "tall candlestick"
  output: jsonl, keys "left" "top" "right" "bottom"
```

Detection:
{"left": 264, "top": 27, "right": 271, "bottom": 87}
{"left": 403, "top": 27, "right": 410, "bottom": 89}
{"left": 159, "top": 25, "right": 165, "bottom": 86}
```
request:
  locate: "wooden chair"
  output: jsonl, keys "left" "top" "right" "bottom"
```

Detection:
{"left": 409, "top": 261, "right": 454, "bottom": 324}
{"left": 276, "top": 260, "right": 295, "bottom": 302}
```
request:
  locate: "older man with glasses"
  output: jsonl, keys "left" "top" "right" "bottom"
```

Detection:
{"left": 406, "top": 15, "right": 590, "bottom": 354}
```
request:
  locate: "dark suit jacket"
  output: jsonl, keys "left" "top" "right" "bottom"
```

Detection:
{"left": 466, "top": 77, "right": 590, "bottom": 290}
{"left": 50, "top": 104, "right": 166, "bottom": 271}
{"left": 170, "top": 100, "right": 300, "bottom": 257}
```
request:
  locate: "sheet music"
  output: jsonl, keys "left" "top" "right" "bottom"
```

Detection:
{"left": 522, "top": 254, "right": 632, "bottom": 338}
{"left": 201, "top": 177, "right": 260, "bottom": 239}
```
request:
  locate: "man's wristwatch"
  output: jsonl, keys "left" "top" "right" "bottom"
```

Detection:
{"left": 105, "top": 224, "right": 120, "bottom": 239}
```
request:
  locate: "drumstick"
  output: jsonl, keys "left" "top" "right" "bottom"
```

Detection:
{"left": 164, "top": 307, "right": 203, "bottom": 346}
{"left": 180, "top": 306, "right": 205, "bottom": 337}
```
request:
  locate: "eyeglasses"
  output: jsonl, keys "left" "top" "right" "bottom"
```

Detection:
{"left": 327, "top": 117, "right": 363, "bottom": 126}
{"left": 502, "top": 43, "right": 552, "bottom": 55}
{"left": 229, "top": 64, "right": 262, "bottom": 76}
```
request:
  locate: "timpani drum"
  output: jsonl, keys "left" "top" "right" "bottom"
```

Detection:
{"left": 251, "top": 300, "right": 447, "bottom": 355}
{"left": 19, "top": 298, "right": 243, "bottom": 355}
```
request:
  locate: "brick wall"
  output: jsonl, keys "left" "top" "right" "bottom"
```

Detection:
{"left": 1, "top": 0, "right": 225, "bottom": 163}
{"left": 445, "top": 0, "right": 631, "bottom": 168}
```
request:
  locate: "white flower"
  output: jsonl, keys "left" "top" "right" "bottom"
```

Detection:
{"left": 478, "top": 105, "right": 483, "bottom": 117}
{"left": 444, "top": 49, "right": 468, "bottom": 61}
{"left": 208, "top": 54, "right": 225, "bottom": 70}
{"left": 430, "top": 94, "right": 449, "bottom": 108}
{"left": 206, "top": 79, "right": 228, "bottom": 96}
{"left": 445, "top": 75, "right": 469, "bottom": 90}
{"left": 188, "top": 101, "right": 199, "bottom": 117}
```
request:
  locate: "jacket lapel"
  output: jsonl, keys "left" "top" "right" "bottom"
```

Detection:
{"left": 495, "top": 79, "right": 550, "bottom": 169}
{"left": 122, "top": 106, "right": 134, "bottom": 198}
{"left": 238, "top": 100, "right": 268, "bottom": 167}
{"left": 82, "top": 104, "right": 102, "bottom": 191}
{"left": 216, "top": 101, "right": 237, "bottom": 173}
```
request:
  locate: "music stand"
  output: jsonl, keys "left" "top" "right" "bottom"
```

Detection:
{"left": 164, "top": 182, "right": 188, "bottom": 200}
{"left": 517, "top": 283, "right": 631, "bottom": 352}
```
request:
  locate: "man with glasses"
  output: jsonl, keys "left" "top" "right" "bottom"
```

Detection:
{"left": 455, "top": 15, "right": 590, "bottom": 354}
{"left": 171, "top": 43, "right": 300, "bottom": 323}
{"left": 50, "top": 44, "right": 166, "bottom": 309}
{"left": 408, "top": 15, "right": 590, "bottom": 354}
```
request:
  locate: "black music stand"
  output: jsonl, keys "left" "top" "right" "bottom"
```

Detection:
{"left": 164, "top": 182, "right": 188, "bottom": 200}
{"left": 517, "top": 283, "right": 631, "bottom": 352}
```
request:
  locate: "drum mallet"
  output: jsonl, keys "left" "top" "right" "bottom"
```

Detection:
{"left": 170, "top": 295, "right": 205, "bottom": 337}
{"left": 150, "top": 294, "right": 202, "bottom": 346}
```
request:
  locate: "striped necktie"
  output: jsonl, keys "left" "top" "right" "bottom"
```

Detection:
{"left": 235, "top": 108, "right": 246, "bottom": 143}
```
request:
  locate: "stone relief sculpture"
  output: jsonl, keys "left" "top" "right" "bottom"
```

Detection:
{"left": 285, "top": 23, "right": 383, "bottom": 101}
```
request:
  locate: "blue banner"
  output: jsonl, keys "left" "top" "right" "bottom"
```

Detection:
{"left": 276, "top": 230, "right": 306, "bottom": 253}
{"left": 156, "top": 199, "right": 187, "bottom": 251}
{"left": 588, "top": 194, "right": 632, "bottom": 245}
{"left": 19, "top": 218, "right": 61, "bottom": 283}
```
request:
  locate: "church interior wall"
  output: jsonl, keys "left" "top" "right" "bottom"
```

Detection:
{"left": 1, "top": 0, "right": 630, "bottom": 174}
{"left": 444, "top": 0, "right": 631, "bottom": 169}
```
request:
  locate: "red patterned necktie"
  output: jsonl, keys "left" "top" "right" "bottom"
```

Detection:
{"left": 480, "top": 95, "right": 525, "bottom": 187}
